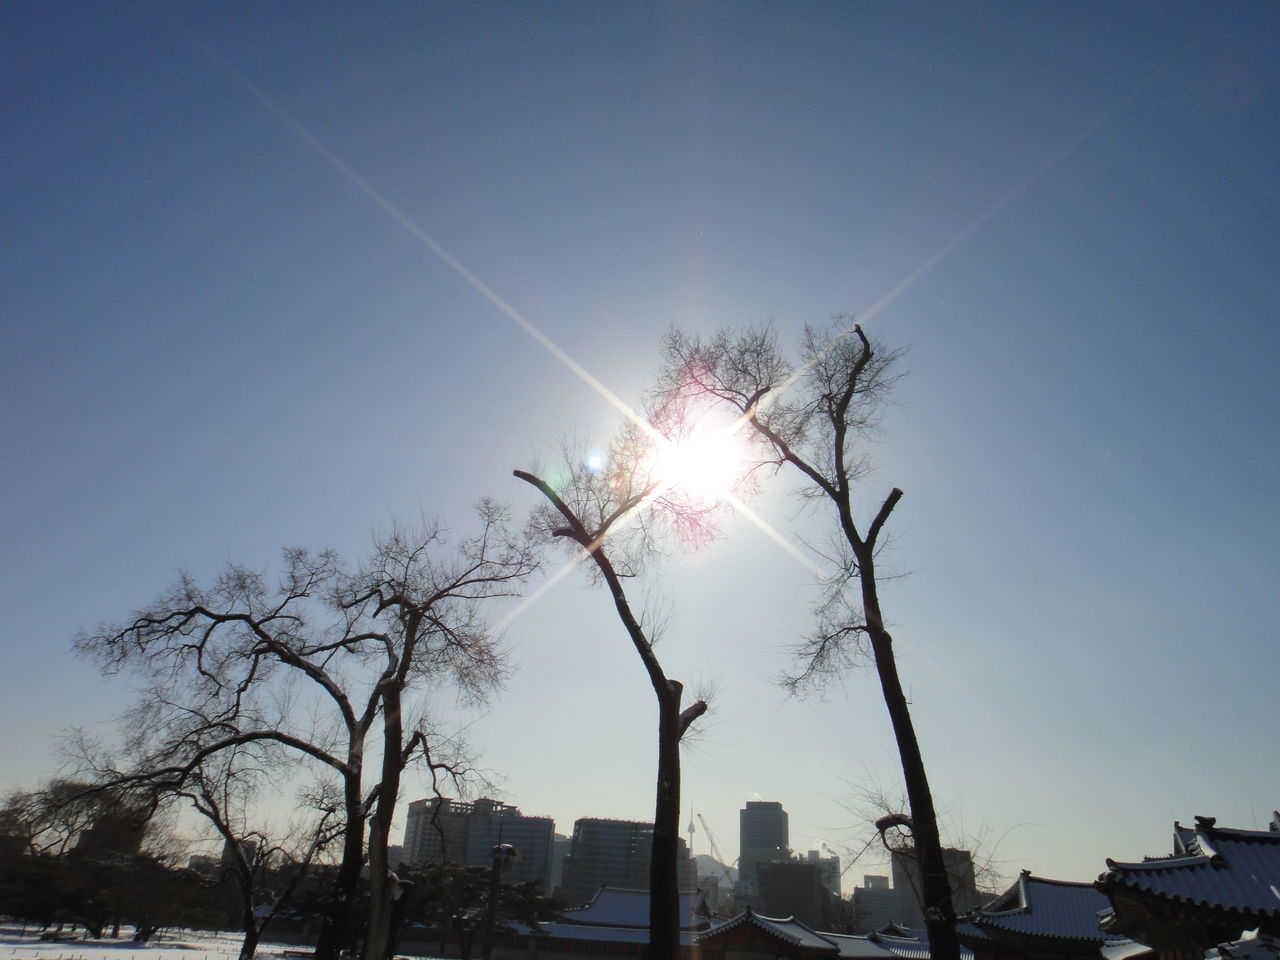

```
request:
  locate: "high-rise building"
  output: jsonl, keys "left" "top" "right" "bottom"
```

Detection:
{"left": 71, "top": 804, "right": 149, "bottom": 858}
{"left": 403, "top": 797, "right": 468, "bottom": 866}
{"left": 851, "top": 874, "right": 901, "bottom": 933}
{"left": 550, "top": 833, "right": 572, "bottom": 892}
{"left": 890, "top": 845, "right": 982, "bottom": 926}
{"left": 561, "top": 818, "right": 652, "bottom": 906}
{"left": 559, "top": 817, "right": 697, "bottom": 907}
{"left": 738, "top": 801, "right": 789, "bottom": 894}
{"left": 805, "top": 848, "right": 842, "bottom": 897}
{"left": 402, "top": 797, "right": 555, "bottom": 892}
{"left": 220, "top": 837, "right": 259, "bottom": 868}
{"left": 757, "top": 860, "right": 834, "bottom": 928}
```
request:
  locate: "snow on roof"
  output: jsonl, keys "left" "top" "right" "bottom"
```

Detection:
{"left": 866, "top": 929, "right": 973, "bottom": 960}
{"left": 1099, "top": 817, "right": 1280, "bottom": 917}
{"left": 527, "top": 921, "right": 699, "bottom": 945}
{"left": 1206, "top": 929, "right": 1280, "bottom": 960}
{"left": 556, "top": 886, "right": 706, "bottom": 928}
{"left": 696, "top": 907, "right": 840, "bottom": 953}
{"left": 968, "top": 871, "right": 1122, "bottom": 943}
{"left": 1100, "top": 938, "right": 1156, "bottom": 960}
{"left": 526, "top": 908, "right": 985, "bottom": 960}
{"left": 819, "top": 932, "right": 897, "bottom": 958}
{"left": 868, "top": 938, "right": 932, "bottom": 960}
{"left": 695, "top": 910, "right": 979, "bottom": 960}
{"left": 852, "top": 924, "right": 975, "bottom": 960}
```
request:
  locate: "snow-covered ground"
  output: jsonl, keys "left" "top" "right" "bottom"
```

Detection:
{"left": 1, "top": 926, "right": 301, "bottom": 960}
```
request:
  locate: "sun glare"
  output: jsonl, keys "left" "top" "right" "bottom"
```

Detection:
{"left": 650, "top": 411, "right": 748, "bottom": 506}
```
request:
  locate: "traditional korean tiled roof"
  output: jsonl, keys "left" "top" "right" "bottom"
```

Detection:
{"left": 518, "top": 921, "right": 699, "bottom": 945}
{"left": 1207, "top": 929, "right": 1280, "bottom": 960}
{"left": 1099, "top": 937, "right": 1155, "bottom": 960}
{"left": 556, "top": 886, "right": 706, "bottom": 928}
{"left": 967, "top": 871, "right": 1122, "bottom": 943}
{"left": 695, "top": 909, "right": 975, "bottom": 960}
{"left": 819, "top": 932, "right": 898, "bottom": 958}
{"left": 953, "top": 919, "right": 991, "bottom": 941}
{"left": 873, "top": 923, "right": 920, "bottom": 939}
{"left": 1098, "top": 816, "right": 1280, "bottom": 918}
{"left": 867, "top": 934, "right": 932, "bottom": 960}
{"left": 864, "top": 926, "right": 974, "bottom": 960}
{"left": 695, "top": 907, "right": 840, "bottom": 953}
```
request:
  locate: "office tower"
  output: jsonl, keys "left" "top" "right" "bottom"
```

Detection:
{"left": 560, "top": 817, "right": 696, "bottom": 906}
{"left": 402, "top": 796, "right": 555, "bottom": 892}
{"left": 756, "top": 860, "right": 832, "bottom": 928}
{"left": 890, "top": 845, "right": 981, "bottom": 926}
{"left": 550, "top": 833, "right": 572, "bottom": 892}
{"left": 851, "top": 875, "right": 900, "bottom": 933}
{"left": 738, "top": 801, "right": 789, "bottom": 893}
{"left": 561, "top": 818, "right": 653, "bottom": 906}
{"left": 806, "top": 848, "right": 842, "bottom": 897}
{"left": 220, "top": 837, "right": 259, "bottom": 868}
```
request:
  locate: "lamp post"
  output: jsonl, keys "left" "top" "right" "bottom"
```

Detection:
{"left": 480, "top": 843, "right": 518, "bottom": 960}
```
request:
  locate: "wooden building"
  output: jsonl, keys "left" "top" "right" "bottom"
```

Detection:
{"left": 1096, "top": 814, "right": 1280, "bottom": 960}
{"left": 959, "top": 871, "right": 1124, "bottom": 960}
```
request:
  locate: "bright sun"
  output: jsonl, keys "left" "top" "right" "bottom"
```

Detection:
{"left": 649, "top": 410, "right": 748, "bottom": 506}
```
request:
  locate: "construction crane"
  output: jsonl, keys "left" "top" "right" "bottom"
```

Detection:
{"left": 696, "top": 813, "right": 737, "bottom": 889}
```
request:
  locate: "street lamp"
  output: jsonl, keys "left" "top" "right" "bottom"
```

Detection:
{"left": 480, "top": 843, "right": 519, "bottom": 960}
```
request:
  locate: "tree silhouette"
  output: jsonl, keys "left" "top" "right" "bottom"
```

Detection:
{"left": 658, "top": 320, "right": 960, "bottom": 960}
{"left": 515, "top": 424, "right": 709, "bottom": 960}
{"left": 402, "top": 860, "right": 555, "bottom": 960}
{"left": 75, "top": 503, "right": 537, "bottom": 960}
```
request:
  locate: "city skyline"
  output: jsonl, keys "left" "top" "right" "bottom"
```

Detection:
{"left": 3, "top": 1, "right": 1278, "bottom": 889}
{"left": 391, "top": 792, "right": 845, "bottom": 923}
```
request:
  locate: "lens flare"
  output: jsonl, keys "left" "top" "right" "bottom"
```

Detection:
{"left": 650, "top": 411, "right": 747, "bottom": 507}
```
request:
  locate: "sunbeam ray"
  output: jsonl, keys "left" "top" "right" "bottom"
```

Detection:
{"left": 492, "top": 547, "right": 593, "bottom": 635}
{"left": 752, "top": 33, "right": 1200, "bottom": 420}
{"left": 158, "top": 6, "right": 653, "bottom": 439}
{"left": 160, "top": 6, "right": 1200, "bottom": 643}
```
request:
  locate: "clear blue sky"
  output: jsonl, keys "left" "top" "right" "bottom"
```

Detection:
{"left": 3, "top": 1, "right": 1278, "bottom": 887}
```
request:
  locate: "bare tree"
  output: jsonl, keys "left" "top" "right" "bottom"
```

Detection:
{"left": 0, "top": 782, "right": 105, "bottom": 859}
{"left": 658, "top": 320, "right": 961, "bottom": 960}
{"left": 75, "top": 502, "right": 538, "bottom": 960}
{"left": 514, "top": 427, "right": 708, "bottom": 960}
{"left": 0, "top": 780, "right": 175, "bottom": 938}
{"left": 168, "top": 747, "right": 340, "bottom": 960}
{"left": 839, "top": 782, "right": 1009, "bottom": 932}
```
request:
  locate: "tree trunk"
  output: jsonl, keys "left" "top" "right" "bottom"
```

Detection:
{"left": 364, "top": 847, "right": 393, "bottom": 960}
{"left": 384, "top": 877, "right": 413, "bottom": 960}
{"left": 859, "top": 549, "right": 959, "bottom": 960}
{"left": 238, "top": 924, "right": 261, "bottom": 960}
{"left": 363, "top": 685, "right": 406, "bottom": 960}
{"left": 648, "top": 687, "right": 682, "bottom": 960}
{"left": 510, "top": 471, "right": 702, "bottom": 960}
{"left": 313, "top": 776, "right": 366, "bottom": 960}
{"left": 239, "top": 887, "right": 261, "bottom": 960}
{"left": 868, "top": 630, "right": 960, "bottom": 956}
